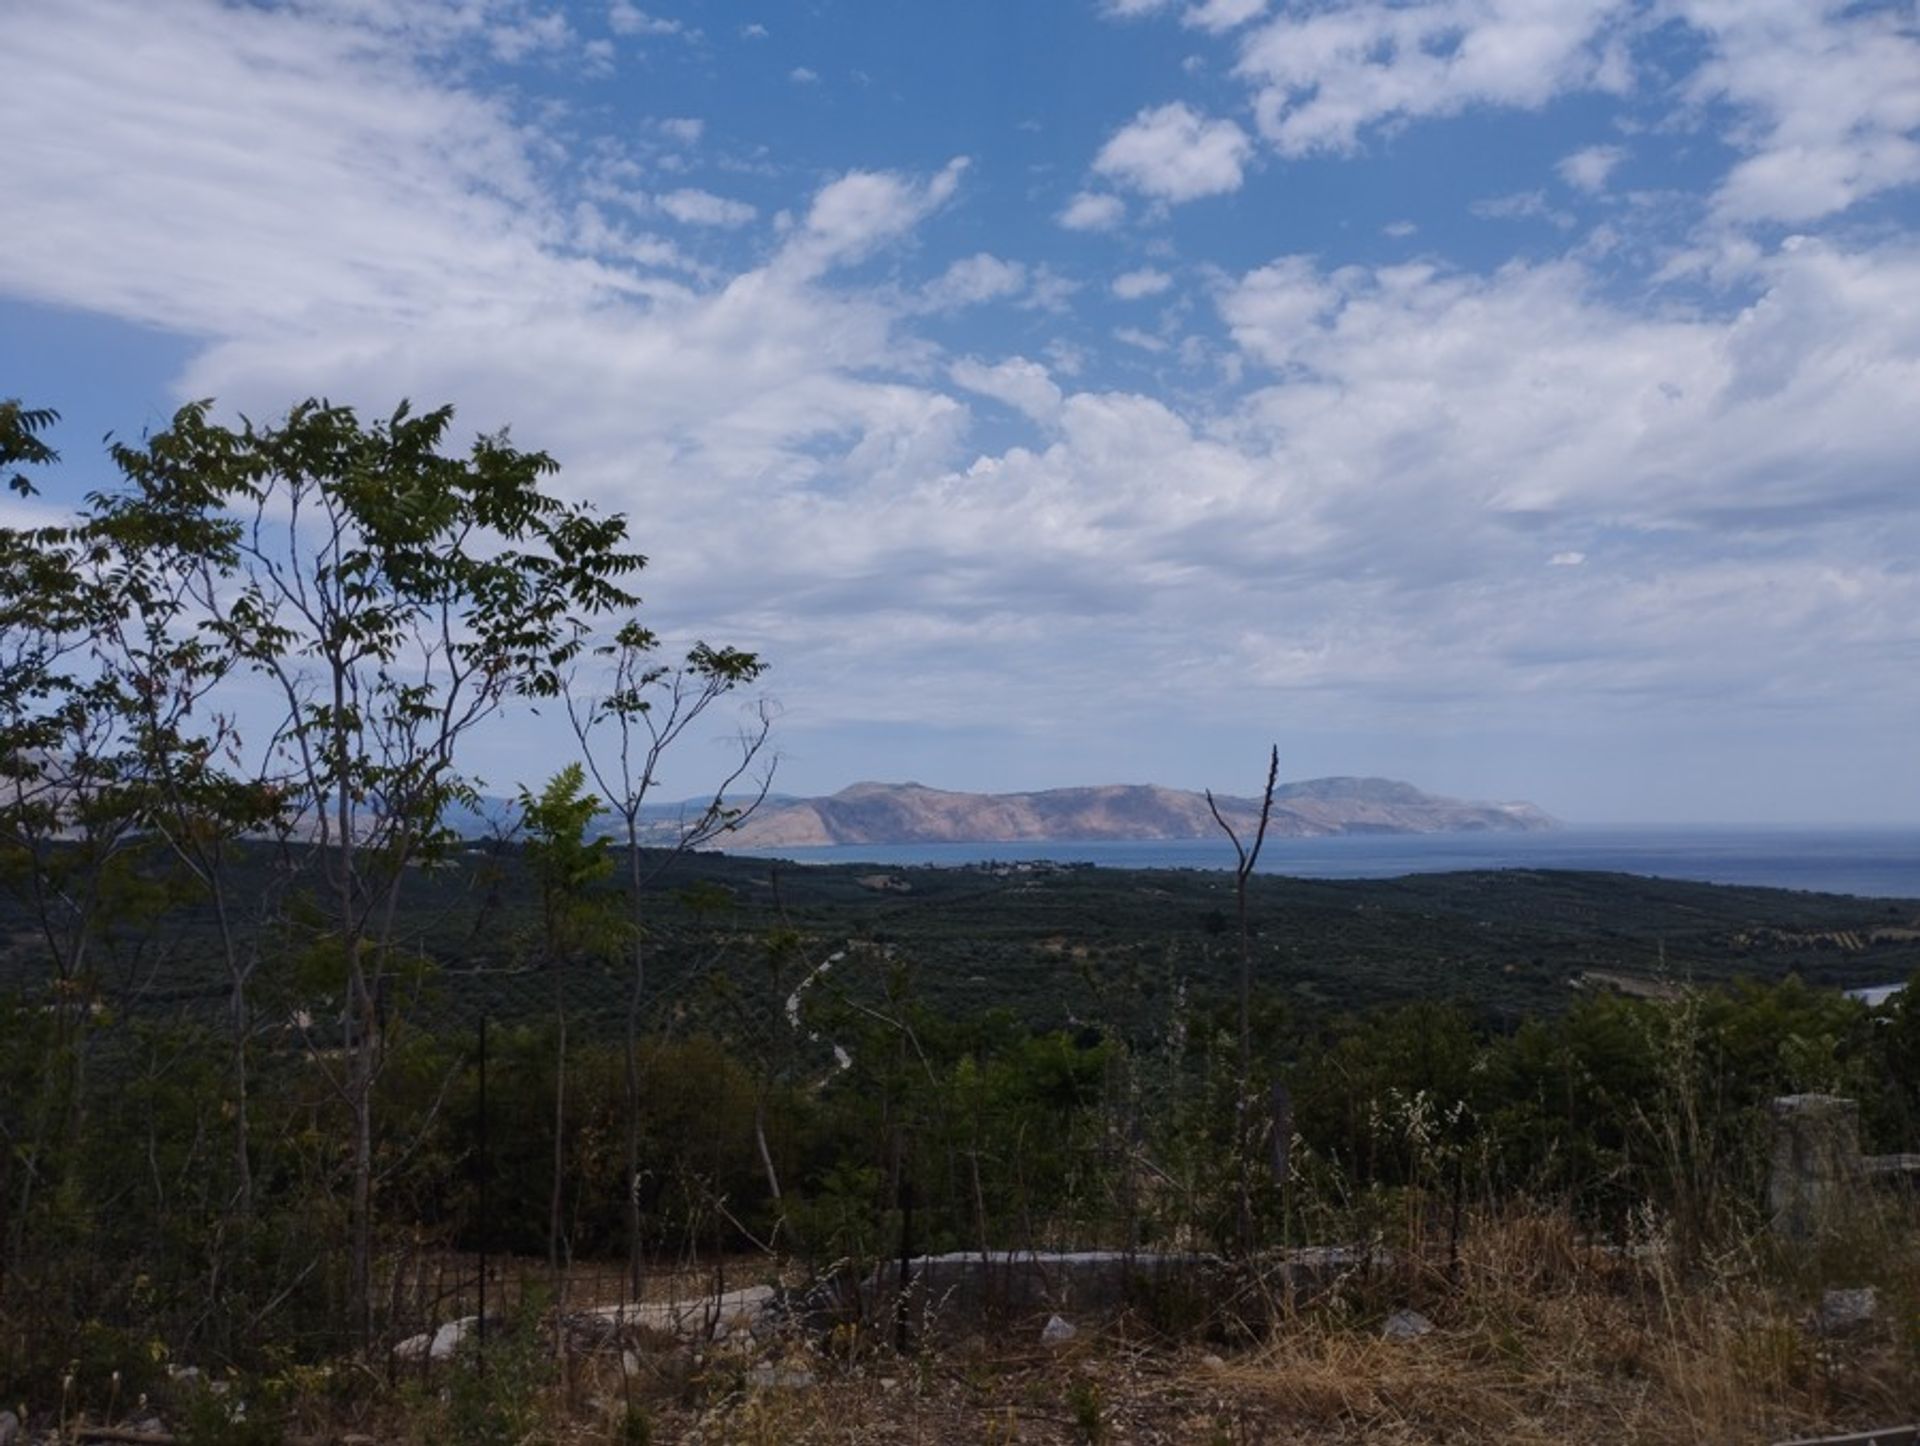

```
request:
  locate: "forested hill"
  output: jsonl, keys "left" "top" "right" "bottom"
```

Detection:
{"left": 722, "top": 776, "right": 1557, "bottom": 848}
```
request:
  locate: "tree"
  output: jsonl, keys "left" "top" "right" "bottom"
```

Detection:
{"left": 0, "top": 412, "right": 134, "bottom": 1305}
{"left": 566, "top": 625, "right": 773, "bottom": 1295}
{"left": 1, "top": 399, "right": 59, "bottom": 496}
{"left": 0, "top": 403, "right": 220, "bottom": 1307}
{"left": 517, "top": 763, "right": 615, "bottom": 1293}
{"left": 90, "top": 398, "right": 644, "bottom": 1347}
{"left": 1206, "top": 743, "right": 1278, "bottom": 1252}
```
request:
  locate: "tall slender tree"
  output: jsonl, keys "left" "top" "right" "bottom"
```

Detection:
{"left": 1207, "top": 743, "right": 1279, "bottom": 1251}
{"left": 518, "top": 763, "right": 615, "bottom": 1297}
{"left": 566, "top": 629, "right": 773, "bottom": 1296}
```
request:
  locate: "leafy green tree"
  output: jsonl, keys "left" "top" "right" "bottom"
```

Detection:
{"left": 0, "top": 399, "right": 59, "bottom": 495}
{"left": 0, "top": 408, "right": 174, "bottom": 1307}
{"left": 518, "top": 763, "right": 616, "bottom": 1281}
{"left": 90, "top": 398, "right": 644, "bottom": 1347}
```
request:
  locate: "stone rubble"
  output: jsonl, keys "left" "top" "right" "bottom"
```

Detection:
{"left": 1381, "top": 1308, "right": 1435, "bottom": 1342}
{"left": 1040, "top": 1313, "right": 1079, "bottom": 1345}
{"left": 1815, "top": 1286, "right": 1878, "bottom": 1335}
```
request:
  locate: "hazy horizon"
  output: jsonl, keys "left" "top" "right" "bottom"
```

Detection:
{"left": 5, "top": 1, "right": 1918, "bottom": 829}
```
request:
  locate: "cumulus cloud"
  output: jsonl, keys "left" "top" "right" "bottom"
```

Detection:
{"left": 920, "top": 253, "right": 1027, "bottom": 310}
{"left": 1558, "top": 144, "right": 1625, "bottom": 193}
{"left": 1682, "top": 0, "right": 1920, "bottom": 224}
{"left": 1183, "top": 0, "right": 1266, "bottom": 33}
{"left": 1234, "top": 0, "right": 1631, "bottom": 156}
{"left": 488, "top": 10, "right": 573, "bottom": 61}
{"left": 657, "top": 116, "right": 704, "bottom": 145}
{"left": 1058, "top": 191, "right": 1126, "bottom": 231}
{"left": 950, "top": 356, "right": 1063, "bottom": 425}
{"left": 776, "top": 159, "right": 968, "bottom": 278}
{"left": 1112, "top": 267, "right": 1174, "bottom": 299}
{"left": 608, "top": 3, "right": 682, "bottom": 38}
{"left": 1094, "top": 102, "right": 1251, "bottom": 201}
{"left": 1218, "top": 242, "right": 1920, "bottom": 529}
{"left": 1113, "top": 0, "right": 1915, "bottom": 236}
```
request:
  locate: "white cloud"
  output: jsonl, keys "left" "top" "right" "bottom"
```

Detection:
{"left": 1235, "top": 0, "right": 1630, "bottom": 156}
{"left": 775, "top": 159, "right": 968, "bottom": 279}
{"left": 608, "top": 3, "right": 682, "bottom": 38}
{"left": 1098, "top": 0, "right": 1917, "bottom": 239}
{"left": 920, "top": 253, "right": 1027, "bottom": 310}
{"left": 1471, "top": 190, "right": 1577, "bottom": 229}
{"left": 655, "top": 188, "right": 757, "bottom": 227}
{"left": 741, "top": 23, "right": 769, "bottom": 40}
{"left": 1217, "top": 257, "right": 1337, "bottom": 369}
{"left": 488, "top": 10, "right": 573, "bottom": 61}
{"left": 1681, "top": 0, "right": 1920, "bottom": 224}
{"left": 1058, "top": 191, "right": 1126, "bottom": 231}
{"left": 1020, "top": 267, "right": 1081, "bottom": 314}
{"left": 789, "top": 66, "right": 820, "bottom": 84}
{"left": 1558, "top": 144, "right": 1625, "bottom": 193}
{"left": 1113, "top": 326, "right": 1169, "bottom": 352}
{"left": 1094, "top": 102, "right": 1251, "bottom": 202}
{"left": 1549, "top": 551, "right": 1587, "bottom": 566}
{"left": 950, "top": 356, "right": 1062, "bottom": 425}
{"left": 1383, "top": 219, "right": 1417, "bottom": 237}
{"left": 1112, "top": 267, "right": 1174, "bottom": 300}
{"left": 1218, "top": 241, "right": 1920, "bottom": 529}
{"left": 0, "top": 0, "right": 580, "bottom": 340}
{"left": 1183, "top": 0, "right": 1266, "bottom": 34}
{"left": 658, "top": 116, "right": 704, "bottom": 146}
{"left": 1102, "top": 0, "right": 1176, "bottom": 16}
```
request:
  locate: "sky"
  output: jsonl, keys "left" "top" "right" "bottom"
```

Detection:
{"left": 2, "top": 0, "right": 1918, "bottom": 825}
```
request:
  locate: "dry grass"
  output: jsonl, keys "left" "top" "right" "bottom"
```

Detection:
{"left": 35, "top": 1210, "right": 1918, "bottom": 1444}
{"left": 467, "top": 1207, "right": 1916, "bottom": 1445}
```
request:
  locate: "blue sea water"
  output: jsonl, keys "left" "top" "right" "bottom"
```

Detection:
{"left": 727, "top": 827, "right": 1920, "bottom": 900}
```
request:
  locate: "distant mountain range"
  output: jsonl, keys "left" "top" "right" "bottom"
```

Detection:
{"left": 717, "top": 777, "right": 1557, "bottom": 849}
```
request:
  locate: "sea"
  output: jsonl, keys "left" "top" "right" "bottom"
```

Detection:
{"left": 725, "top": 826, "right": 1920, "bottom": 900}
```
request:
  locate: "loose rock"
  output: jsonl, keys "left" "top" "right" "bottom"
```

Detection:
{"left": 1382, "top": 1308, "right": 1434, "bottom": 1342}
{"left": 746, "top": 1362, "right": 815, "bottom": 1390}
{"left": 1040, "top": 1314, "right": 1078, "bottom": 1346}
{"left": 1816, "top": 1286, "right": 1877, "bottom": 1335}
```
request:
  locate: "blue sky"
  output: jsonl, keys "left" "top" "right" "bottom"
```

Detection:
{"left": 3, "top": 0, "right": 1919, "bottom": 823}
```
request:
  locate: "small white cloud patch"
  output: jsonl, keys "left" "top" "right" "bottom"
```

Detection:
{"left": 1096, "top": 102, "right": 1251, "bottom": 202}
{"left": 922, "top": 253, "right": 1027, "bottom": 310}
{"left": 1059, "top": 191, "right": 1126, "bottom": 231}
{"left": 1113, "top": 267, "right": 1173, "bottom": 299}
{"left": 1550, "top": 552, "right": 1588, "bottom": 567}
{"left": 608, "top": 3, "right": 682, "bottom": 38}
{"left": 1558, "top": 144, "right": 1624, "bottom": 193}
{"left": 1183, "top": 0, "right": 1266, "bottom": 33}
{"left": 656, "top": 189, "right": 757, "bottom": 227}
